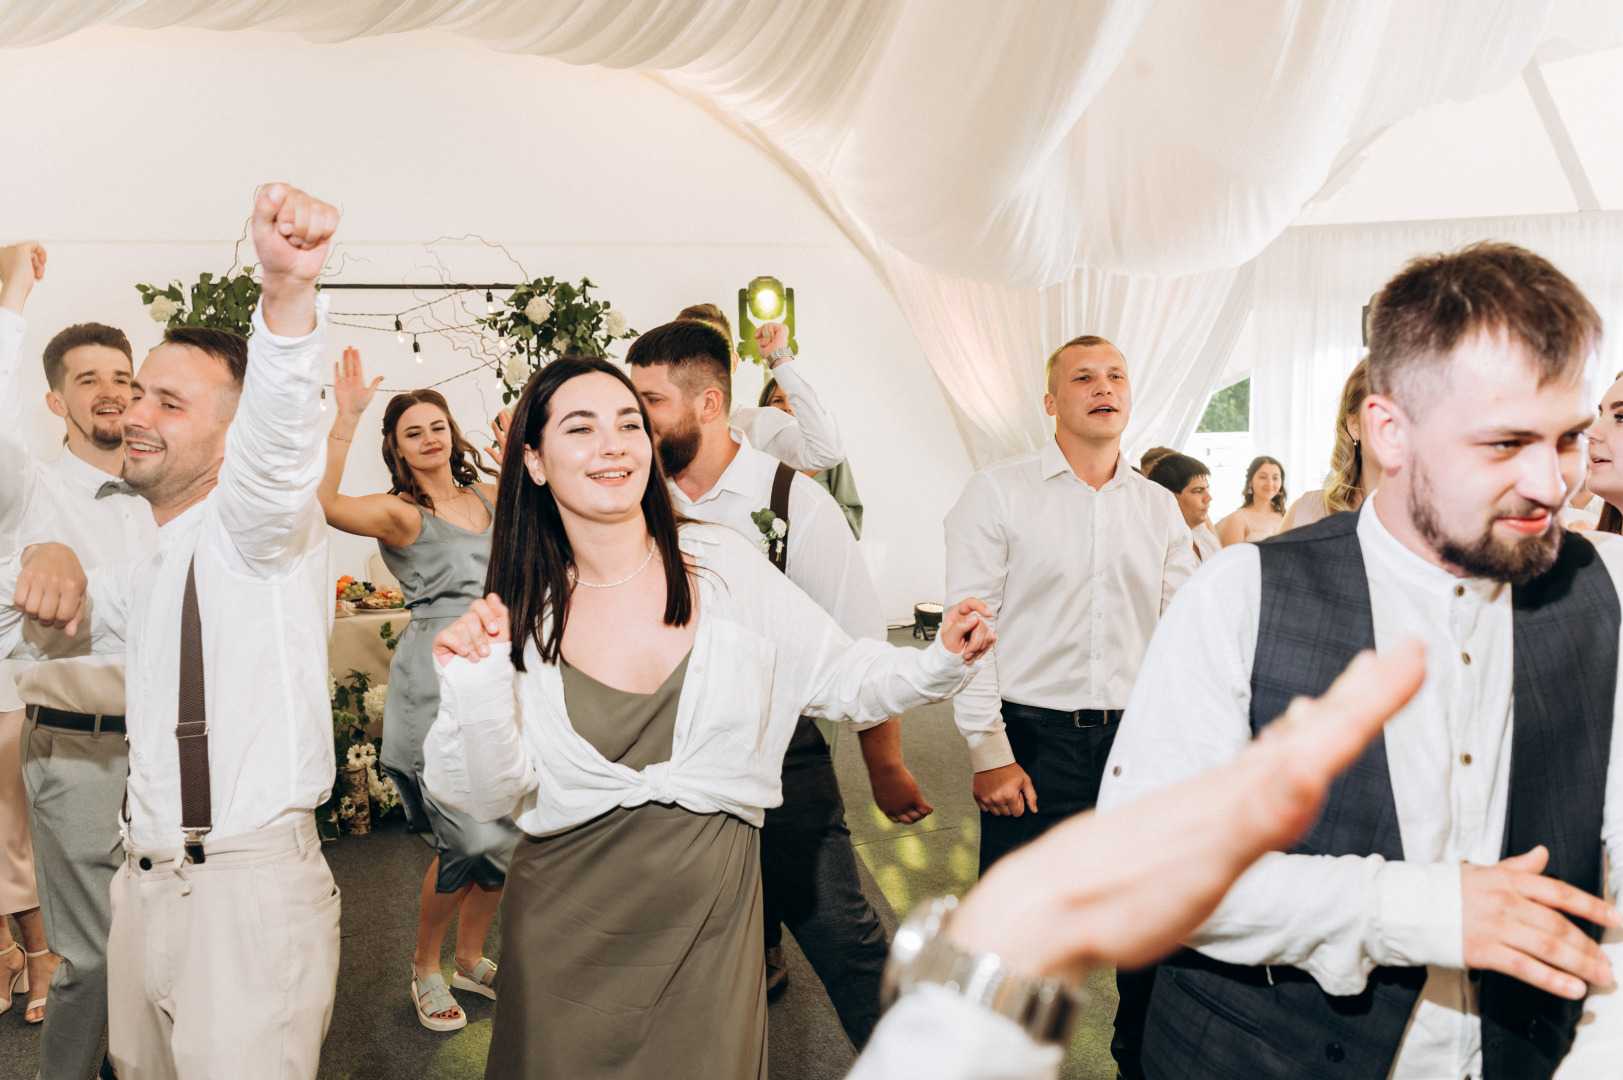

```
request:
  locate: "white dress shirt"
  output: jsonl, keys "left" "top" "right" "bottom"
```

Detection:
{"left": 730, "top": 360, "right": 845, "bottom": 472}
{"left": 0, "top": 307, "right": 157, "bottom": 710}
{"left": 422, "top": 523, "right": 975, "bottom": 835}
{"left": 46, "top": 303, "right": 337, "bottom": 851}
{"left": 943, "top": 440, "right": 1197, "bottom": 771}
{"left": 1098, "top": 497, "right": 1623, "bottom": 1077}
{"left": 1193, "top": 521, "right": 1221, "bottom": 562}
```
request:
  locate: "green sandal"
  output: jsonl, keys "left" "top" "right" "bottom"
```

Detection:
{"left": 452, "top": 957, "right": 497, "bottom": 1001}
{"left": 411, "top": 969, "right": 466, "bottom": 1032}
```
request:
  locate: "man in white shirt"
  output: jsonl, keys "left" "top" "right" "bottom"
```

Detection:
{"left": 0, "top": 241, "right": 156, "bottom": 1078}
{"left": 5, "top": 184, "right": 343, "bottom": 1079}
{"left": 675, "top": 302, "right": 845, "bottom": 472}
{"left": 627, "top": 318, "right": 924, "bottom": 1047}
{"left": 1099, "top": 242, "right": 1623, "bottom": 1079}
{"left": 944, "top": 334, "right": 1195, "bottom": 875}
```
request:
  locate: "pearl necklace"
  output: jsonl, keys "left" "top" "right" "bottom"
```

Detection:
{"left": 571, "top": 543, "right": 656, "bottom": 589}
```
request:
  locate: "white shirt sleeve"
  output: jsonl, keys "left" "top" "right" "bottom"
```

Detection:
{"left": 943, "top": 470, "right": 1014, "bottom": 772}
{"left": 423, "top": 650, "right": 537, "bottom": 823}
{"left": 0, "top": 308, "right": 42, "bottom": 541}
{"left": 845, "top": 986, "right": 1062, "bottom": 1080}
{"left": 1159, "top": 494, "right": 1198, "bottom": 613}
{"left": 786, "top": 477, "right": 886, "bottom": 642}
{"left": 214, "top": 300, "right": 329, "bottom": 574}
{"left": 733, "top": 361, "right": 844, "bottom": 471}
{"left": 1098, "top": 544, "right": 1463, "bottom": 996}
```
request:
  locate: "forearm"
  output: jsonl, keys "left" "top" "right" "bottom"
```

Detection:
{"left": 423, "top": 654, "right": 536, "bottom": 822}
{"left": 858, "top": 717, "right": 905, "bottom": 768}
{"left": 845, "top": 986, "right": 1061, "bottom": 1080}
{"left": 259, "top": 275, "right": 318, "bottom": 338}
{"left": 0, "top": 276, "right": 31, "bottom": 315}
{"left": 318, "top": 412, "right": 361, "bottom": 512}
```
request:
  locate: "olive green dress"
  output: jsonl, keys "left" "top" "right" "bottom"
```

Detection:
{"left": 485, "top": 653, "right": 767, "bottom": 1080}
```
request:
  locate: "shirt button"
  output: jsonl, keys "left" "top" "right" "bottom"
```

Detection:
{"left": 1454, "top": 585, "right": 1465, "bottom": 598}
{"left": 1461, "top": 753, "right": 1473, "bottom": 765}
{"left": 1462, "top": 652, "right": 1471, "bottom": 665}
{"left": 138, "top": 857, "right": 152, "bottom": 871}
{"left": 1112, "top": 765, "right": 1121, "bottom": 777}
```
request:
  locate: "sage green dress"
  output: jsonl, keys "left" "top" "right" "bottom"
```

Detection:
{"left": 485, "top": 653, "right": 767, "bottom": 1080}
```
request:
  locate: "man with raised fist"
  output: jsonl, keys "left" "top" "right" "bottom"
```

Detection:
{"left": 4, "top": 184, "right": 344, "bottom": 1078}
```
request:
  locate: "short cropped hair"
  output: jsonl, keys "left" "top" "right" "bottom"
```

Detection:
{"left": 1139, "top": 446, "right": 1178, "bottom": 474}
{"left": 162, "top": 326, "right": 249, "bottom": 393}
{"left": 1045, "top": 334, "right": 1123, "bottom": 393}
{"left": 676, "top": 302, "right": 731, "bottom": 340}
{"left": 625, "top": 319, "right": 733, "bottom": 412}
{"left": 1148, "top": 453, "right": 1210, "bottom": 496}
{"left": 1368, "top": 241, "right": 1601, "bottom": 415}
{"left": 42, "top": 323, "right": 133, "bottom": 391}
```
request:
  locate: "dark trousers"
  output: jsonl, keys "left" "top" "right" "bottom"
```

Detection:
{"left": 977, "top": 702, "right": 1121, "bottom": 874}
{"left": 1111, "top": 965, "right": 1158, "bottom": 1080}
{"left": 761, "top": 716, "right": 888, "bottom": 1049}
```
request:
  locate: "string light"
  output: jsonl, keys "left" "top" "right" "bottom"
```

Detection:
{"left": 395, "top": 316, "right": 405, "bottom": 343}
{"left": 319, "top": 388, "right": 327, "bottom": 412}
{"left": 485, "top": 290, "right": 496, "bottom": 315}
{"left": 413, "top": 335, "right": 422, "bottom": 362}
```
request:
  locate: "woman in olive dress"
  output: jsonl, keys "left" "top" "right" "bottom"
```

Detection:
{"left": 318, "top": 347, "right": 519, "bottom": 1032}
{"left": 424, "top": 356, "right": 995, "bottom": 1079}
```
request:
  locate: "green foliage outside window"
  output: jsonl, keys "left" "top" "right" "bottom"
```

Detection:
{"left": 1197, "top": 378, "right": 1250, "bottom": 433}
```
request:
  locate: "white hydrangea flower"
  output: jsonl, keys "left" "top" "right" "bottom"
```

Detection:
{"left": 552, "top": 333, "right": 571, "bottom": 352}
{"left": 503, "top": 356, "right": 531, "bottom": 388}
{"left": 148, "top": 296, "right": 179, "bottom": 323}
{"left": 362, "top": 685, "right": 388, "bottom": 724}
{"left": 328, "top": 671, "right": 338, "bottom": 703}
{"left": 771, "top": 518, "right": 788, "bottom": 538}
{"left": 524, "top": 296, "right": 553, "bottom": 324}
{"left": 368, "top": 766, "right": 400, "bottom": 811}
{"left": 604, "top": 310, "right": 628, "bottom": 337}
{"left": 337, "top": 795, "right": 356, "bottom": 820}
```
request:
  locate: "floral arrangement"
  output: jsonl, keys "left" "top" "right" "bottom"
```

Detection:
{"left": 136, "top": 267, "right": 263, "bottom": 338}
{"left": 318, "top": 669, "right": 401, "bottom": 839}
{"left": 750, "top": 507, "right": 788, "bottom": 561}
{"left": 480, "top": 276, "right": 636, "bottom": 403}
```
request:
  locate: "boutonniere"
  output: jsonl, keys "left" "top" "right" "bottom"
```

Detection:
{"left": 750, "top": 507, "right": 789, "bottom": 559}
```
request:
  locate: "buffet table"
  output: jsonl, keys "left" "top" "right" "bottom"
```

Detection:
{"left": 330, "top": 608, "right": 408, "bottom": 736}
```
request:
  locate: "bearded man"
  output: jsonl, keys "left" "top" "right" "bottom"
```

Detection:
{"left": 1098, "top": 241, "right": 1623, "bottom": 1079}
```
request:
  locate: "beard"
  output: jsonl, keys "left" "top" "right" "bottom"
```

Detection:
{"left": 72, "top": 399, "right": 126, "bottom": 451}
{"left": 1408, "top": 461, "right": 1561, "bottom": 585}
{"left": 656, "top": 410, "right": 701, "bottom": 477}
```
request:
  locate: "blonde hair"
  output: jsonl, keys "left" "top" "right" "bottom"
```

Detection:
{"left": 1322, "top": 358, "right": 1371, "bottom": 515}
{"left": 1044, "top": 334, "right": 1121, "bottom": 393}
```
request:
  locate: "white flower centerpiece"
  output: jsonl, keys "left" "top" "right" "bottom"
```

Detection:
{"left": 481, "top": 276, "right": 637, "bottom": 404}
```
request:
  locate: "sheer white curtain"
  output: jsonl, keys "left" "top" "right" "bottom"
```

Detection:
{"left": 1253, "top": 211, "right": 1623, "bottom": 496}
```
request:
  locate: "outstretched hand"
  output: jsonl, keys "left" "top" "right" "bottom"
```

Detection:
{"left": 948, "top": 641, "right": 1428, "bottom": 980}
{"left": 434, "top": 594, "right": 512, "bottom": 667}
{"left": 484, "top": 408, "right": 514, "bottom": 469}
{"left": 755, "top": 321, "right": 789, "bottom": 358}
{"left": 939, "top": 597, "right": 995, "bottom": 663}
{"left": 333, "top": 347, "right": 381, "bottom": 419}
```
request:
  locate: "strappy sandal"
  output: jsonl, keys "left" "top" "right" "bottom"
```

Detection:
{"left": 0, "top": 943, "right": 25, "bottom": 1015}
{"left": 23, "top": 949, "right": 50, "bottom": 1024}
{"left": 410, "top": 969, "right": 466, "bottom": 1032}
{"left": 452, "top": 957, "right": 497, "bottom": 1000}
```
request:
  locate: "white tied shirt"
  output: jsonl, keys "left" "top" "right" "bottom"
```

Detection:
{"left": 1099, "top": 498, "right": 1623, "bottom": 1077}
{"left": 730, "top": 360, "right": 844, "bottom": 472}
{"left": 0, "top": 308, "right": 158, "bottom": 711}
{"left": 944, "top": 441, "right": 1197, "bottom": 771}
{"left": 28, "top": 303, "right": 338, "bottom": 851}
{"left": 421, "top": 523, "right": 974, "bottom": 835}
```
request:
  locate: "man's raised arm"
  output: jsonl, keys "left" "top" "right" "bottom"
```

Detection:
{"left": 0, "top": 242, "right": 48, "bottom": 538}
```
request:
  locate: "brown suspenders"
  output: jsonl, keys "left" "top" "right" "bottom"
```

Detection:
{"left": 176, "top": 556, "right": 211, "bottom": 863}
{"left": 769, "top": 461, "right": 793, "bottom": 576}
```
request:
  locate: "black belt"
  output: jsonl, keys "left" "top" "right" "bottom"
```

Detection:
{"left": 25, "top": 705, "right": 125, "bottom": 734}
{"left": 1001, "top": 701, "right": 1122, "bottom": 728}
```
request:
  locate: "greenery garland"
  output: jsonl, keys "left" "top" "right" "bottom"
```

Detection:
{"left": 481, "top": 276, "right": 636, "bottom": 404}
{"left": 136, "top": 268, "right": 263, "bottom": 338}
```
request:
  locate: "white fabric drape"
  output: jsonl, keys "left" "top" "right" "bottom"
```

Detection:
{"left": 1253, "top": 211, "right": 1623, "bottom": 495}
{"left": 4, "top": 1, "right": 1622, "bottom": 465}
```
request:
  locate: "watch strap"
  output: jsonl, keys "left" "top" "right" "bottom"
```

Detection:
{"left": 766, "top": 346, "right": 794, "bottom": 369}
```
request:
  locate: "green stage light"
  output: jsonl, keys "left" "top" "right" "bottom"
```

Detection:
{"left": 736, "top": 275, "right": 798, "bottom": 365}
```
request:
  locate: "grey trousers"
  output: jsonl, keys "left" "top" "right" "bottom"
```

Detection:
{"left": 21, "top": 717, "right": 126, "bottom": 1080}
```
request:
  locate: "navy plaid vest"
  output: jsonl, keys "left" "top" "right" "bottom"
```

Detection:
{"left": 1142, "top": 510, "right": 1617, "bottom": 1080}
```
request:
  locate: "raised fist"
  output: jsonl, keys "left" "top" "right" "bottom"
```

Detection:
{"left": 0, "top": 242, "right": 46, "bottom": 287}
{"left": 754, "top": 321, "right": 790, "bottom": 358}
{"left": 252, "top": 183, "right": 338, "bottom": 286}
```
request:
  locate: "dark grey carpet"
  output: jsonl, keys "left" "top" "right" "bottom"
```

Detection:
{"left": 0, "top": 629, "right": 1118, "bottom": 1079}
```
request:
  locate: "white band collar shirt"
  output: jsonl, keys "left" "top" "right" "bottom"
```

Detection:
{"left": 422, "top": 522, "right": 974, "bottom": 835}
{"left": 944, "top": 439, "right": 1197, "bottom": 771}
{"left": 65, "top": 302, "right": 336, "bottom": 851}
{"left": 1098, "top": 497, "right": 1623, "bottom": 1077}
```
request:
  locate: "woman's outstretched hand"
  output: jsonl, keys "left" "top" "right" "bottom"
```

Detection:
{"left": 939, "top": 598, "right": 995, "bottom": 663}
{"left": 947, "top": 640, "right": 1427, "bottom": 980}
{"left": 333, "top": 346, "right": 381, "bottom": 419}
{"left": 434, "top": 593, "right": 512, "bottom": 667}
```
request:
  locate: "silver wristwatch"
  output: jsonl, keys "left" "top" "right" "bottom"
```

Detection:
{"left": 880, "top": 895, "right": 1084, "bottom": 1045}
{"left": 765, "top": 345, "right": 794, "bottom": 369}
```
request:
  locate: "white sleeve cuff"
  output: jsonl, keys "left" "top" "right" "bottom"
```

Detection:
{"left": 1372, "top": 859, "right": 1463, "bottom": 969}
{"left": 968, "top": 729, "right": 1016, "bottom": 773}
{"left": 847, "top": 985, "right": 1062, "bottom": 1080}
{"left": 435, "top": 650, "right": 518, "bottom": 725}
{"left": 248, "top": 292, "right": 330, "bottom": 347}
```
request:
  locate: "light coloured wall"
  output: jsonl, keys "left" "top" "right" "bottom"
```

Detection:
{"left": 0, "top": 25, "right": 973, "bottom": 620}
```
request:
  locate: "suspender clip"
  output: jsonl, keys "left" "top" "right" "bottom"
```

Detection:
{"left": 183, "top": 829, "right": 210, "bottom": 865}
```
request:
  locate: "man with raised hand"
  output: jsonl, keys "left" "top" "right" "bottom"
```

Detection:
{"left": 6, "top": 184, "right": 343, "bottom": 1078}
{"left": 0, "top": 240, "right": 156, "bottom": 1077}
{"left": 1101, "top": 242, "right": 1623, "bottom": 1079}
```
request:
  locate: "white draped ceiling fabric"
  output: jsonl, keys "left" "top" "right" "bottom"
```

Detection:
{"left": 5, "top": 0, "right": 1623, "bottom": 465}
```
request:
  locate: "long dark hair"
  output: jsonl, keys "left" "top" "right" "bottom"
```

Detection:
{"left": 1599, "top": 503, "right": 1623, "bottom": 534}
{"left": 1242, "top": 455, "right": 1287, "bottom": 514}
{"left": 758, "top": 378, "right": 780, "bottom": 409}
{"left": 485, "top": 356, "right": 694, "bottom": 670}
{"left": 381, "top": 389, "right": 496, "bottom": 512}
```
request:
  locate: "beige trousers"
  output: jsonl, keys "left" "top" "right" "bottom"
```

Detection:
{"left": 107, "top": 815, "right": 341, "bottom": 1080}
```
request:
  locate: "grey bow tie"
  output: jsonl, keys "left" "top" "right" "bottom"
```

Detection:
{"left": 96, "top": 480, "right": 138, "bottom": 500}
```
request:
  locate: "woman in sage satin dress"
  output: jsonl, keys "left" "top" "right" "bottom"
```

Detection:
{"left": 317, "top": 347, "right": 520, "bottom": 1033}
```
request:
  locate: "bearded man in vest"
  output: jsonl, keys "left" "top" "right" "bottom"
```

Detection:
{"left": 1097, "top": 241, "right": 1623, "bottom": 1080}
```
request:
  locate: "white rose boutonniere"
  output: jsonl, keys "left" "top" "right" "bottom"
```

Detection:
{"left": 750, "top": 508, "right": 788, "bottom": 561}
{"left": 524, "top": 296, "right": 553, "bottom": 324}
